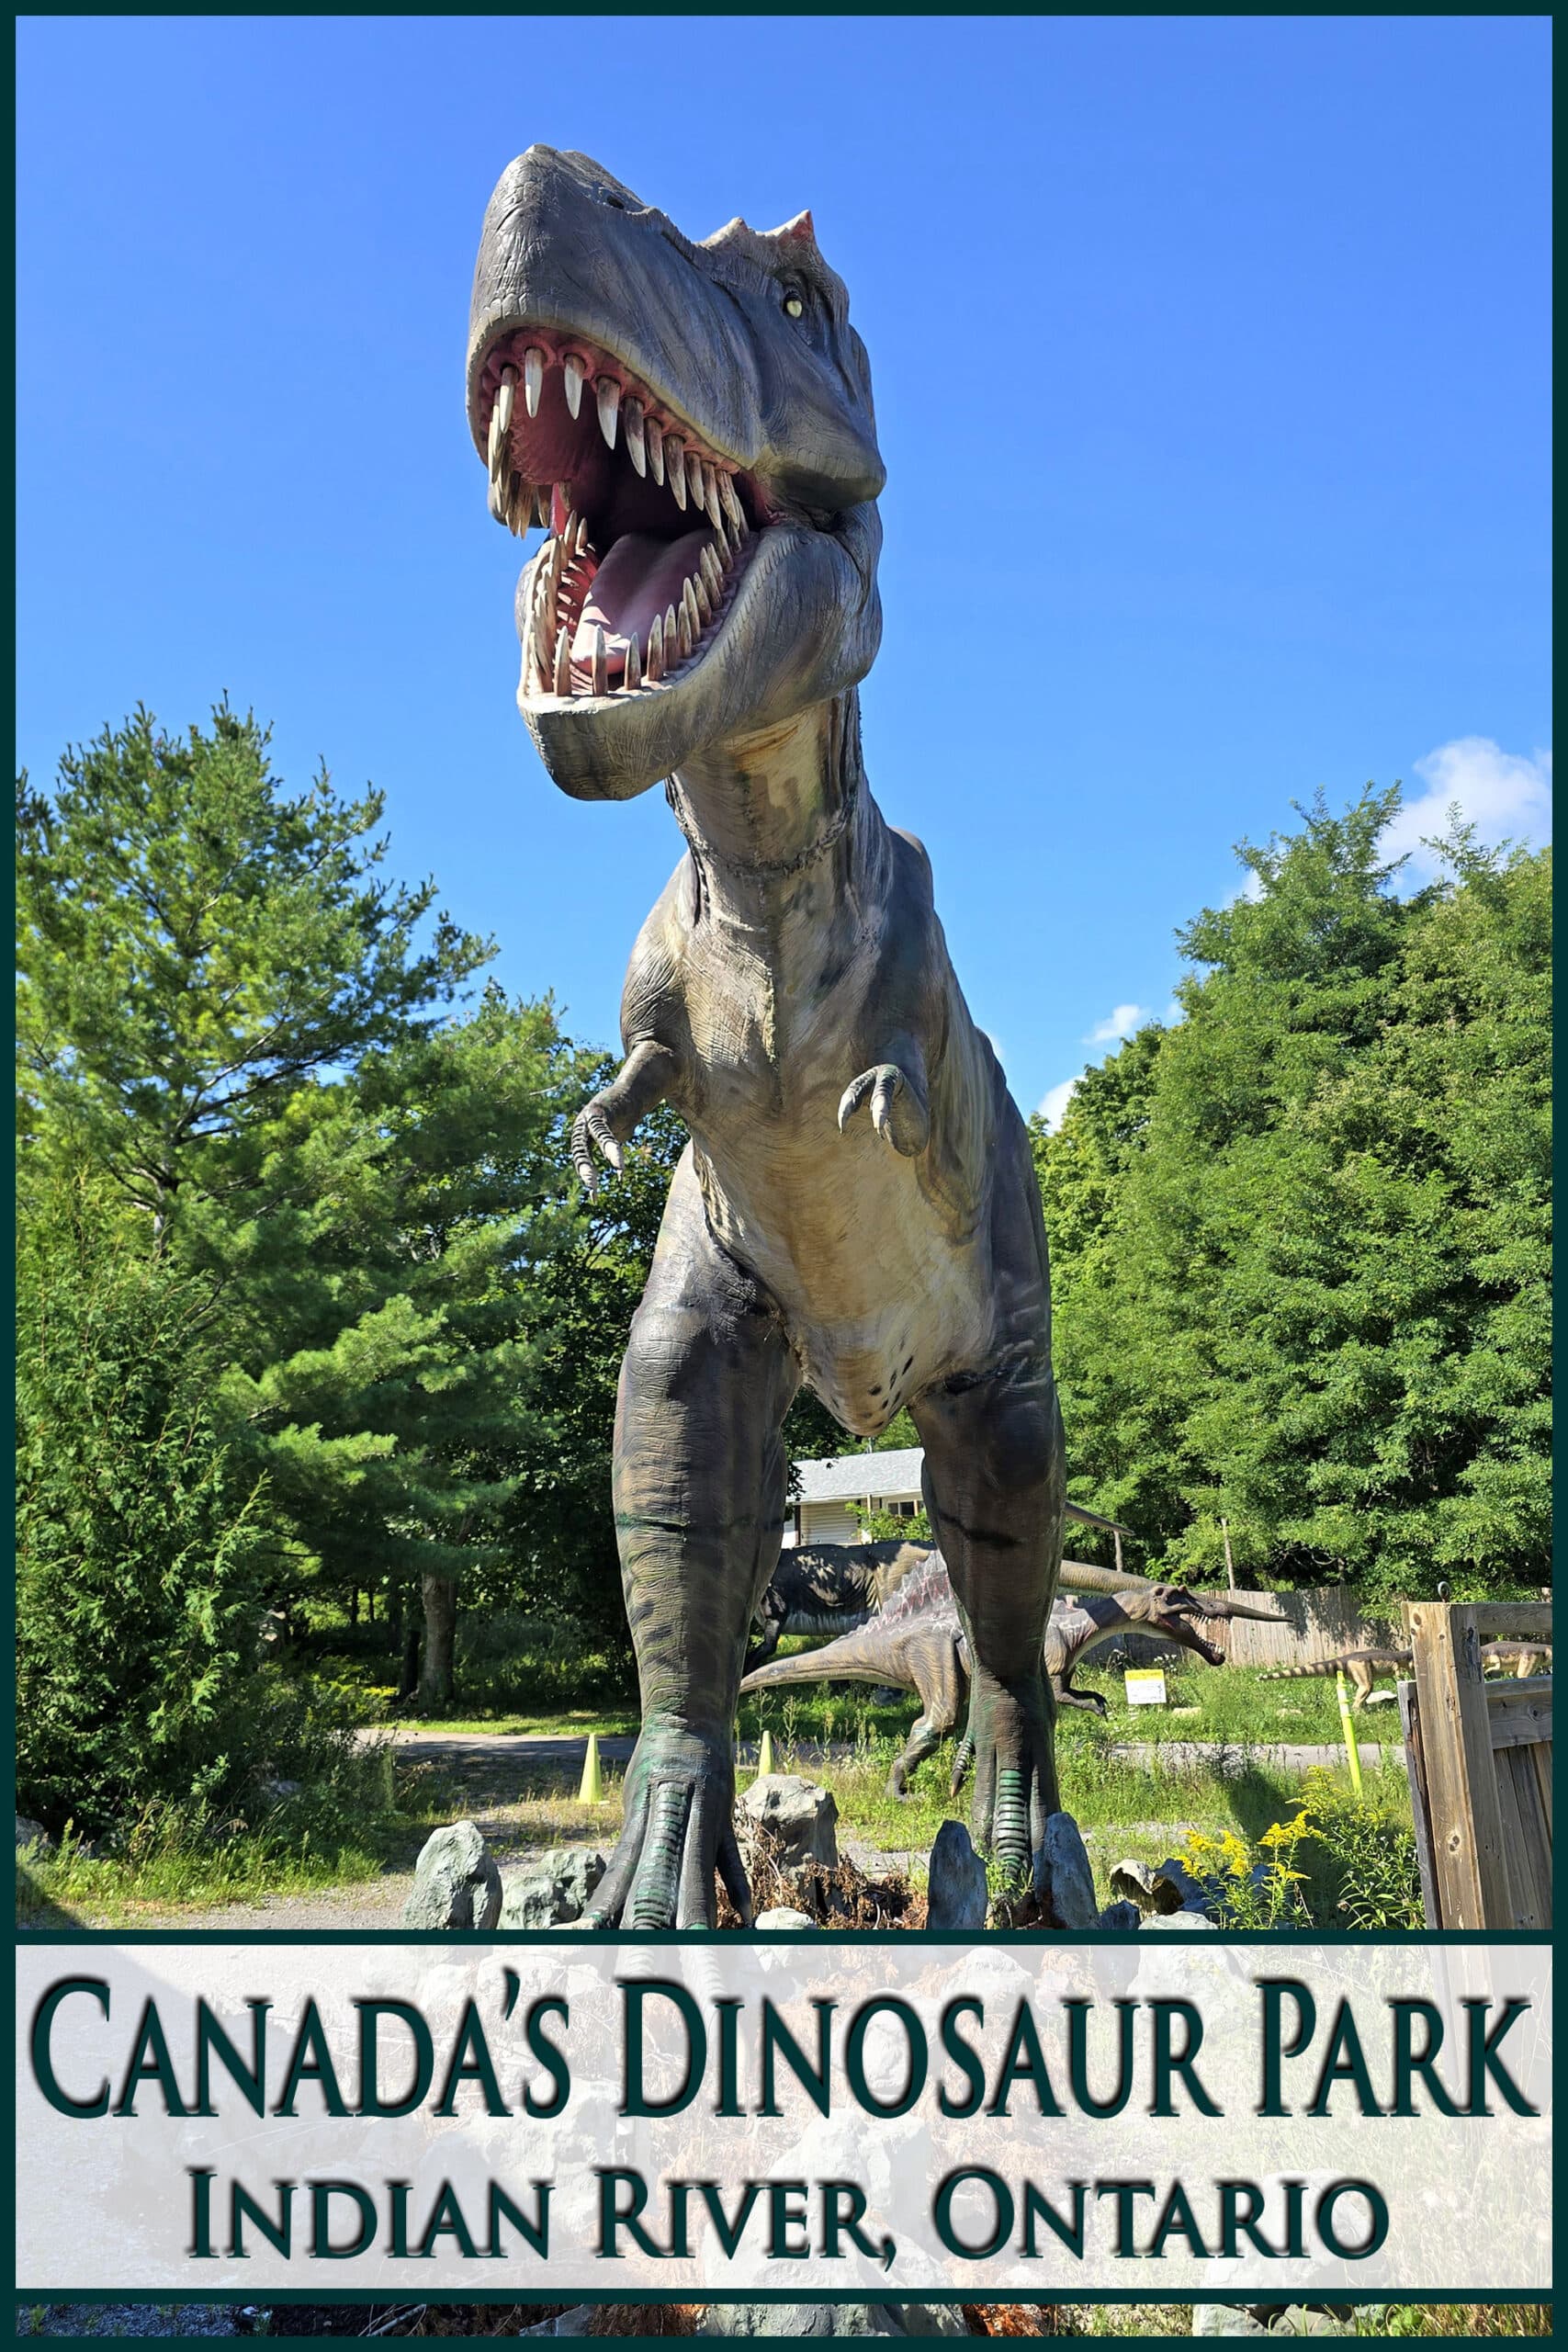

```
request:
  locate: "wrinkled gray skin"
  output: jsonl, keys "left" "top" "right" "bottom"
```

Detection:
{"left": 469, "top": 148, "right": 1066, "bottom": 1924}
{"left": 740, "top": 1554, "right": 1279, "bottom": 1794}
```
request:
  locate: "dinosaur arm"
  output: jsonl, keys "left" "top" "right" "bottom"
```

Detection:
{"left": 837, "top": 1029, "right": 931, "bottom": 1158}
{"left": 570, "top": 1039, "right": 677, "bottom": 1194}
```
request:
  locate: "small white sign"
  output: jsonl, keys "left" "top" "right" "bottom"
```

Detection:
{"left": 1124, "top": 1668, "right": 1168, "bottom": 1705}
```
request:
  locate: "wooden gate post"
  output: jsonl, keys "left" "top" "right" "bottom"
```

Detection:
{"left": 1403, "top": 1601, "right": 1513, "bottom": 1928}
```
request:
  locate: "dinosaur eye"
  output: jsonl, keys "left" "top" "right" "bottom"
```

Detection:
{"left": 783, "top": 289, "right": 806, "bottom": 319}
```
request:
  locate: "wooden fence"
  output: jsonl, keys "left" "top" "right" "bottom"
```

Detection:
{"left": 1122, "top": 1585, "right": 1391, "bottom": 1668}
{"left": 1399, "top": 1600, "right": 1552, "bottom": 1929}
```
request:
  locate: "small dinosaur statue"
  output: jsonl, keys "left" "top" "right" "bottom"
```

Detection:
{"left": 469, "top": 150, "right": 1068, "bottom": 1921}
{"left": 739, "top": 1551, "right": 1276, "bottom": 1793}
{"left": 1267, "top": 1642, "right": 1552, "bottom": 1711}
{"left": 749, "top": 1509, "right": 1139, "bottom": 1666}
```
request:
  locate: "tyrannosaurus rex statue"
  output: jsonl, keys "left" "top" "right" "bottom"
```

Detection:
{"left": 468, "top": 148, "right": 1066, "bottom": 1925}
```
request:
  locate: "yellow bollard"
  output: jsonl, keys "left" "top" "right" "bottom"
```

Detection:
{"left": 1335, "top": 1671, "right": 1364, "bottom": 1800}
{"left": 756, "top": 1727, "right": 775, "bottom": 1780}
{"left": 578, "top": 1731, "right": 604, "bottom": 1805}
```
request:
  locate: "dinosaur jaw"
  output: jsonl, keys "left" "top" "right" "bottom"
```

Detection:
{"left": 476, "top": 331, "right": 766, "bottom": 704}
{"left": 472, "top": 328, "right": 882, "bottom": 801}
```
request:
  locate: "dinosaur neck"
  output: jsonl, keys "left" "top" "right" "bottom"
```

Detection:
{"left": 666, "top": 688, "right": 867, "bottom": 921}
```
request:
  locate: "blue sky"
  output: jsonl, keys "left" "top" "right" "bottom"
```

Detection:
{"left": 17, "top": 16, "right": 1551, "bottom": 1123}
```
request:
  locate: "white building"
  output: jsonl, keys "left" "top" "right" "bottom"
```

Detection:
{"left": 786, "top": 1448, "right": 925, "bottom": 1547}
{"left": 785, "top": 1450, "right": 1134, "bottom": 1566}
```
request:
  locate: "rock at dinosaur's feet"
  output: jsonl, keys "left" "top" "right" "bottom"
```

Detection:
{"left": 927, "top": 1817, "right": 988, "bottom": 1929}
{"left": 753, "top": 1905, "right": 818, "bottom": 1929}
{"left": 499, "top": 1846, "right": 607, "bottom": 1928}
{"left": 1039, "top": 1811, "right": 1099, "bottom": 1929}
{"left": 1097, "top": 1897, "right": 1144, "bottom": 1931}
{"left": 400, "top": 1820, "right": 501, "bottom": 1930}
{"left": 740, "top": 1773, "right": 840, "bottom": 1871}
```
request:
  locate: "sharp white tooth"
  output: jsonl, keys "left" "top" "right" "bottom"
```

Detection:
{"left": 665, "top": 436, "right": 687, "bottom": 510}
{"left": 647, "top": 613, "right": 664, "bottom": 680}
{"left": 488, "top": 472, "right": 506, "bottom": 521}
{"left": 690, "top": 571, "right": 711, "bottom": 625}
{"left": 497, "top": 368, "right": 516, "bottom": 436}
{"left": 623, "top": 398, "right": 647, "bottom": 477}
{"left": 720, "top": 473, "right": 743, "bottom": 529}
{"left": 572, "top": 511, "right": 590, "bottom": 558}
{"left": 665, "top": 602, "right": 679, "bottom": 659}
{"left": 590, "top": 625, "right": 608, "bottom": 695}
{"left": 521, "top": 347, "right": 544, "bottom": 419}
{"left": 677, "top": 602, "right": 694, "bottom": 661}
{"left": 683, "top": 575, "right": 704, "bottom": 633}
{"left": 701, "top": 544, "right": 723, "bottom": 596}
{"left": 686, "top": 449, "right": 706, "bottom": 514}
{"left": 553, "top": 628, "right": 572, "bottom": 696}
{"left": 562, "top": 354, "right": 586, "bottom": 419}
{"left": 595, "top": 378, "right": 621, "bottom": 449}
{"left": 489, "top": 404, "right": 507, "bottom": 473}
{"left": 623, "top": 631, "right": 641, "bottom": 690}
{"left": 645, "top": 416, "right": 665, "bottom": 485}
{"left": 703, "top": 462, "right": 721, "bottom": 520}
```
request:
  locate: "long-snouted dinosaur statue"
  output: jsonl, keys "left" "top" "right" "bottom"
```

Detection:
{"left": 739, "top": 1552, "right": 1277, "bottom": 1794}
{"left": 1266, "top": 1642, "right": 1552, "bottom": 1711}
{"left": 468, "top": 148, "right": 1066, "bottom": 1924}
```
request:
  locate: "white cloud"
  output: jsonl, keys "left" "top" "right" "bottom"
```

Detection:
{"left": 1382, "top": 738, "right": 1552, "bottom": 883}
{"left": 1085, "top": 1001, "right": 1149, "bottom": 1046}
{"left": 1036, "top": 1077, "right": 1079, "bottom": 1131}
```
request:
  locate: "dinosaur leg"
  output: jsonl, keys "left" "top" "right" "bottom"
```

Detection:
{"left": 586, "top": 1151, "right": 799, "bottom": 1929}
{"left": 916, "top": 1349, "right": 1066, "bottom": 1887}
{"left": 1055, "top": 1672, "right": 1111, "bottom": 1718}
{"left": 888, "top": 1640, "right": 964, "bottom": 1798}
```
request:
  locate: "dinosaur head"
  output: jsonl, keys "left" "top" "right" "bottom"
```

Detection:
{"left": 1137, "top": 1581, "right": 1280, "bottom": 1666}
{"left": 468, "top": 147, "right": 886, "bottom": 801}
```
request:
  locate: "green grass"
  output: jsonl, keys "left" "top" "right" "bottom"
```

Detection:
{"left": 14, "top": 1745, "right": 454, "bottom": 1926}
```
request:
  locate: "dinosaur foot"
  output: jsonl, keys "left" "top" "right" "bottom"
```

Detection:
{"left": 966, "top": 1670, "right": 1058, "bottom": 1893}
{"left": 583, "top": 1722, "right": 750, "bottom": 1929}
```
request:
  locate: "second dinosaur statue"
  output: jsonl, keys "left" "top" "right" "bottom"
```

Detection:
{"left": 1267, "top": 1643, "right": 1552, "bottom": 1711}
{"left": 740, "top": 1550, "right": 1275, "bottom": 1793}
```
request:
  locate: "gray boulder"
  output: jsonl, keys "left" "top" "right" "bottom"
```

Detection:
{"left": 1140, "top": 1907, "right": 1217, "bottom": 1930}
{"left": 1110, "top": 1858, "right": 1180, "bottom": 1914}
{"left": 753, "top": 1905, "right": 818, "bottom": 1929}
{"left": 740, "top": 1773, "right": 839, "bottom": 1871}
{"left": 400, "top": 1820, "right": 502, "bottom": 1930}
{"left": 16, "top": 1815, "right": 53, "bottom": 1856}
{"left": 1039, "top": 1811, "right": 1099, "bottom": 1928}
{"left": 518, "top": 2308, "right": 592, "bottom": 2337}
{"left": 500, "top": 1847, "right": 606, "bottom": 1928}
{"left": 927, "top": 1818, "right": 988, "bottom": 1929}
{"left": 1097, "top": 1898, "right": 1144, "bottom": 1931}
{"left": 1191, "top": 2309, "right": 1269, "bottom": 2337}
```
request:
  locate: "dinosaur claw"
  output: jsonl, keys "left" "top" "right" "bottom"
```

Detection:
{"left": 839, "top": 1063, "right": 930, "bottom": 1156}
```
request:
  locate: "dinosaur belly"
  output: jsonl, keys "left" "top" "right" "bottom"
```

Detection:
{"left": 694, "top": 1112, "right": 992, "bottom": 1435}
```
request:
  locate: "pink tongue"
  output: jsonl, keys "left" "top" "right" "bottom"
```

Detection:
{"left": 573, "top": 528, "right": 720, "bottom": 668}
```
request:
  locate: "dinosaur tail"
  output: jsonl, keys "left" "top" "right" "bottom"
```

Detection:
{"left": 1262, "top": 1651, "right": 1406, "bottom": 1683}
{"left": 739, "top": 1623, "right": 903, "bottom": 1695}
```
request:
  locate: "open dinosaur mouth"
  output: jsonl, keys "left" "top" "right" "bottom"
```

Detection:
{"left": 476, "top": 333, "right": 761, "bottom": 701}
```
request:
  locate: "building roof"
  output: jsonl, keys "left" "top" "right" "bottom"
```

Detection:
{"left": 792, "top": 1449, "right": 1134, "bottom": 1537}
{"left": 792, "top": 1448, "right": 925, "bottom": 1504}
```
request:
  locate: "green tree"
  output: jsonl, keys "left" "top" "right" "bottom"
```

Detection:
{"left": 1034, "top": 791, "right": 1551, "bottom": 1600}
{"left": 17, "top": 707, "right": 596, "bottom": 1705}
{"left": 17, "top": 702, "right": 490, "bottom": 1250}
{"left": 17, "top": 1175, "right": 271, "bottom": 1834}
